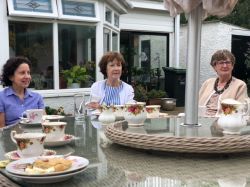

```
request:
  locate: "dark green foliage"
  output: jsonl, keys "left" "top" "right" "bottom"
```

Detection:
{"left": 45, "top": 106, "right": 66, "bottom": 115}
{"left": 134, "top": 85, "right": 148, "bottom": 102}
{"left": 146, "top": 89, "right": 167, "bottom": 99}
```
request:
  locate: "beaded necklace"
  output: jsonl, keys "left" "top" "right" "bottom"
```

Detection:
{"left": 214, "top": 77, "right": 232, "bottom": 94}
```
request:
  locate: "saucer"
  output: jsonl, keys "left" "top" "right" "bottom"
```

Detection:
{"left": 42, "top": 115, "right": 65, "bottom": 120}
{"left": 5, "top": 149, "right": 56, "bottom": 161}
{"left": 147, "top": 113, "right": 169, "bottom": 119}
{"left": 44, "top": 134, "right": 75, "bottom": 147}
{"left": 19, "top": 120, "right": 41, "bottom": 126}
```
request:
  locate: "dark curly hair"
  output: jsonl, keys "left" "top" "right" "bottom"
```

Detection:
{"left": 99, "top": 52, "right": 126, "bottom": 77}
{"left": 2, "top": 56, "right": 31, "bottom": 86}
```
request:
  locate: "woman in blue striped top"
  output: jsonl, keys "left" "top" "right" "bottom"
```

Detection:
{"left": 87, "top": 52, "right": 134, "bottom": 109}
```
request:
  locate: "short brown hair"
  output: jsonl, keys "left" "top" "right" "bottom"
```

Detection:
{"left": 210, "top": 49, "right": 235, "bottom": 66}
{"left": 99, "top": 51, "right": 126, "bottom": 77}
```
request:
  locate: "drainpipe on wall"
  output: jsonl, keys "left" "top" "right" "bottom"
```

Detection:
{"left": 174, "top": 14, "right": 180, "bottom": 68}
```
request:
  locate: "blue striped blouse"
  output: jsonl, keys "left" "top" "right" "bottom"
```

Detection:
{"left": 102, "top": 82, "right": 123, "bottom": 106}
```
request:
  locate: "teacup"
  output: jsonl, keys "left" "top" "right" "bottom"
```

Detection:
{"left": 11, "top": 131, "right": 46, "bottom": 158}
{"left": 22, "top": 109, "right": 44, "bottom": 123}
{"left": 220, "top": 98, "right": 249, "bottom": 115}
{"left": 124, "top": 102, "right": 147, "bottom": 126}
{"left": 41, "top": 121, "right": 67, "bottom": 141}
{"left": 146, "top": 105, "right": 161, "bottom": 118}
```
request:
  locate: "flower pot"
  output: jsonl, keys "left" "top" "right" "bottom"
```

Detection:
{"left": 68, "top": 83, "right": 80, "bottom": 89}
{"left": 147, "top": 98, "right": 162, "bottom": 105}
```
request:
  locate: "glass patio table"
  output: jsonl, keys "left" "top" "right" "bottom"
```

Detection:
{"left": 1, "top": 116, "right": 250, "bottom": 187}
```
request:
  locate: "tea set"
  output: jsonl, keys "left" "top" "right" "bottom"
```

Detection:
{"left": 97, "top": 98, "right": 250, "bottom": 135}
{"left": 6, "top": 109, "right": 74, "bottom": 160}
{"left": 217, "top": 98, "right": 250, "bottom": 134}
{"left": 98, "top": 102, "right": 161, "bottom": 126}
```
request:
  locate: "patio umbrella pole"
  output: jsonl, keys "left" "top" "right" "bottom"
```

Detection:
{"left": 184, "top": 4, "right": 202, "bottom": 126}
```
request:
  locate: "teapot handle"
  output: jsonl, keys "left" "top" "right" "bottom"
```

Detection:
{"left": 244, "top": 98, "right": 250, "bottom": 116}
{"left": 10, "top": 130, "right": 17, "bottom": 144}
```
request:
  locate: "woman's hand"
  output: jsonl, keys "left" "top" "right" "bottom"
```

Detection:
{"left": 0, "top": 113, "right": 5, "bottom": 128}
{"left": 86, "top": 102, "right": 101, "bottom": 110}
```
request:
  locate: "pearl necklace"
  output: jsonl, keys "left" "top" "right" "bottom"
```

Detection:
{"left": 214, "top": 77, "right": 232, "bottom": 94}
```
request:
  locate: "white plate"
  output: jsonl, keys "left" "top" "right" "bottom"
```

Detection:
{"left": 6, "top": 167, "right": 87, "bottom": 184}
{"left": 44, "top": 134, "right": 75, "bottom": 147}
{"left": 5, "top": 149, "right": 56, "bottom": 161}
{"left": 43, "top": 115, "right": 65, "bottom": 120}
{"left": 6, "top": 155, "right": 89, "bottom": 177}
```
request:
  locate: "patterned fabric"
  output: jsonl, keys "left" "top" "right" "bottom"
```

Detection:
{"left": 102, "top": 83, "right": 123, "bottom": 105}
{"left": 205, "top": 93, "right": 219, "bottom": 116}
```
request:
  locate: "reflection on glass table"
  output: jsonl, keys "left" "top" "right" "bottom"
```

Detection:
{"left": 105, "top": 117, "right": 250, "bottom": 153}
{"left": 0, "top": 116, "right": 250, "bottom": 186}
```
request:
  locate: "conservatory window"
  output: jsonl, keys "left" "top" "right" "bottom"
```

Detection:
{"left": 114, "top": 13, "right": 119, "bottom": 28}
{"left": 112, "top": 32, "right": 118, "bottom": 51}
{"left": 105, "top": 7, "right": 112, "bottom": 24}
{"left": 58, "top": 24, "right": 96, "bottom": 89}
{"left": 58, "top": 0, "right": 99, "bottom": 22}
{"left": 9, "top": 21, "right": 54, "bottom": 90}
{"left": 103, "top": 28, "right": 111, "bottom": 53}
{"left": 104, "top": 28, "right": 119, "bottom": 53}
{"left": 7, "top": 0, "right": 58, "bottom": 18}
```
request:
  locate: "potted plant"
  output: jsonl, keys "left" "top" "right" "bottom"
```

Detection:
{"left": 146, "top": 89, "right": 167, "bottom": 105}
{"left": 62, "top": 65, "right": 89, "bottom": 88}
{"left": 134, "top": 84, "right": 148, "bottom": 102}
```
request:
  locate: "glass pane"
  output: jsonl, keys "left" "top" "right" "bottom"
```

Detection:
{"left": 112, "top": 32, "right": 118, "bottom": 51}
{"left": 9, "top": 21, "right": 53, "bottom": 90}
{"left": 62, "top": 0, "right": 95, "bottom": 17}
{"left": 13, "top": 0, "right": 52, "bottom": 13}
{"left": 114, "top": 14, "right": 119, "bottom": 27}
{"left": 58, "top": 24, "right": 96, "bottom": 89}
{"left": 120, "top": 32, "right": 168, "bottom": 91}
{"left": 103, "top": 28, "right": 110, "bottom": 53}
{"left": 105, "top": 7, "right": 112, "bottom": 23}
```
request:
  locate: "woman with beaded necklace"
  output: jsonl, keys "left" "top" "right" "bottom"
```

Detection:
{"left": 199, "top": 49, "right": 248, "bottom": 116}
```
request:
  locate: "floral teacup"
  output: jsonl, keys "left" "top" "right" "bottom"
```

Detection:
{"left": 218, "top": 99, "right": 250, "bottom": 134}
{"left": 42, "top": 121, "right": 67, "bottom": 141}
{"left": 124, "top": 102, "right": 147, "bottom": 126}
{"left": 146, "top": 105, "right": 161, "bottom": 118}
{"left": 11, "top": 131, "right": 46, "bottom": 158}
{"left": 22, "top": 109, "right": 44, "bottom": 123}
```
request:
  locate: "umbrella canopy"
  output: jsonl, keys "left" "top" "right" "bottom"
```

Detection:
{"left": 164, "top": 0, "right": 238, "bottom": 125}
{"left": 164, "top": 0, "right": 238, "bottom": 18}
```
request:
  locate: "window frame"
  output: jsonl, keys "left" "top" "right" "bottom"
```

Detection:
{"left": 57, "top": 0, "right": 99, "bottom": 22}
{"left": 103, "top": 26, "right": 119, "bottom": 53}
{"left": 7, "top": 0, "right": 58, "bottom": 18}
{"left": 104, "top": 5, "right": 112, "bottom": 25}
{"left": 114, "top": 13, "right": 119, "bottom": 28}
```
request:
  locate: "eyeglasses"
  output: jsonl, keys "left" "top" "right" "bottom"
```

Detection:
{"left": 216, "top": 60, "right": 232, "bottom": 66}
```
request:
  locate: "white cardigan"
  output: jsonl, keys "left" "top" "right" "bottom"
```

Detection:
{"left": 90, "top": 80, "right": 134, "bottom": 105}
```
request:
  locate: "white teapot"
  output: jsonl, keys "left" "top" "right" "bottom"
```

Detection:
{"left": 217, "top": 98, "right": 250, "bottom": 134}
{"left": 98, "top": 105, "right": 116, "bottom": 125}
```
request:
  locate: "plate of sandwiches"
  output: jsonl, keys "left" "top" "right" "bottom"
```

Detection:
{"left": 5, "top": 155, "right": 89, "bottom": 183}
